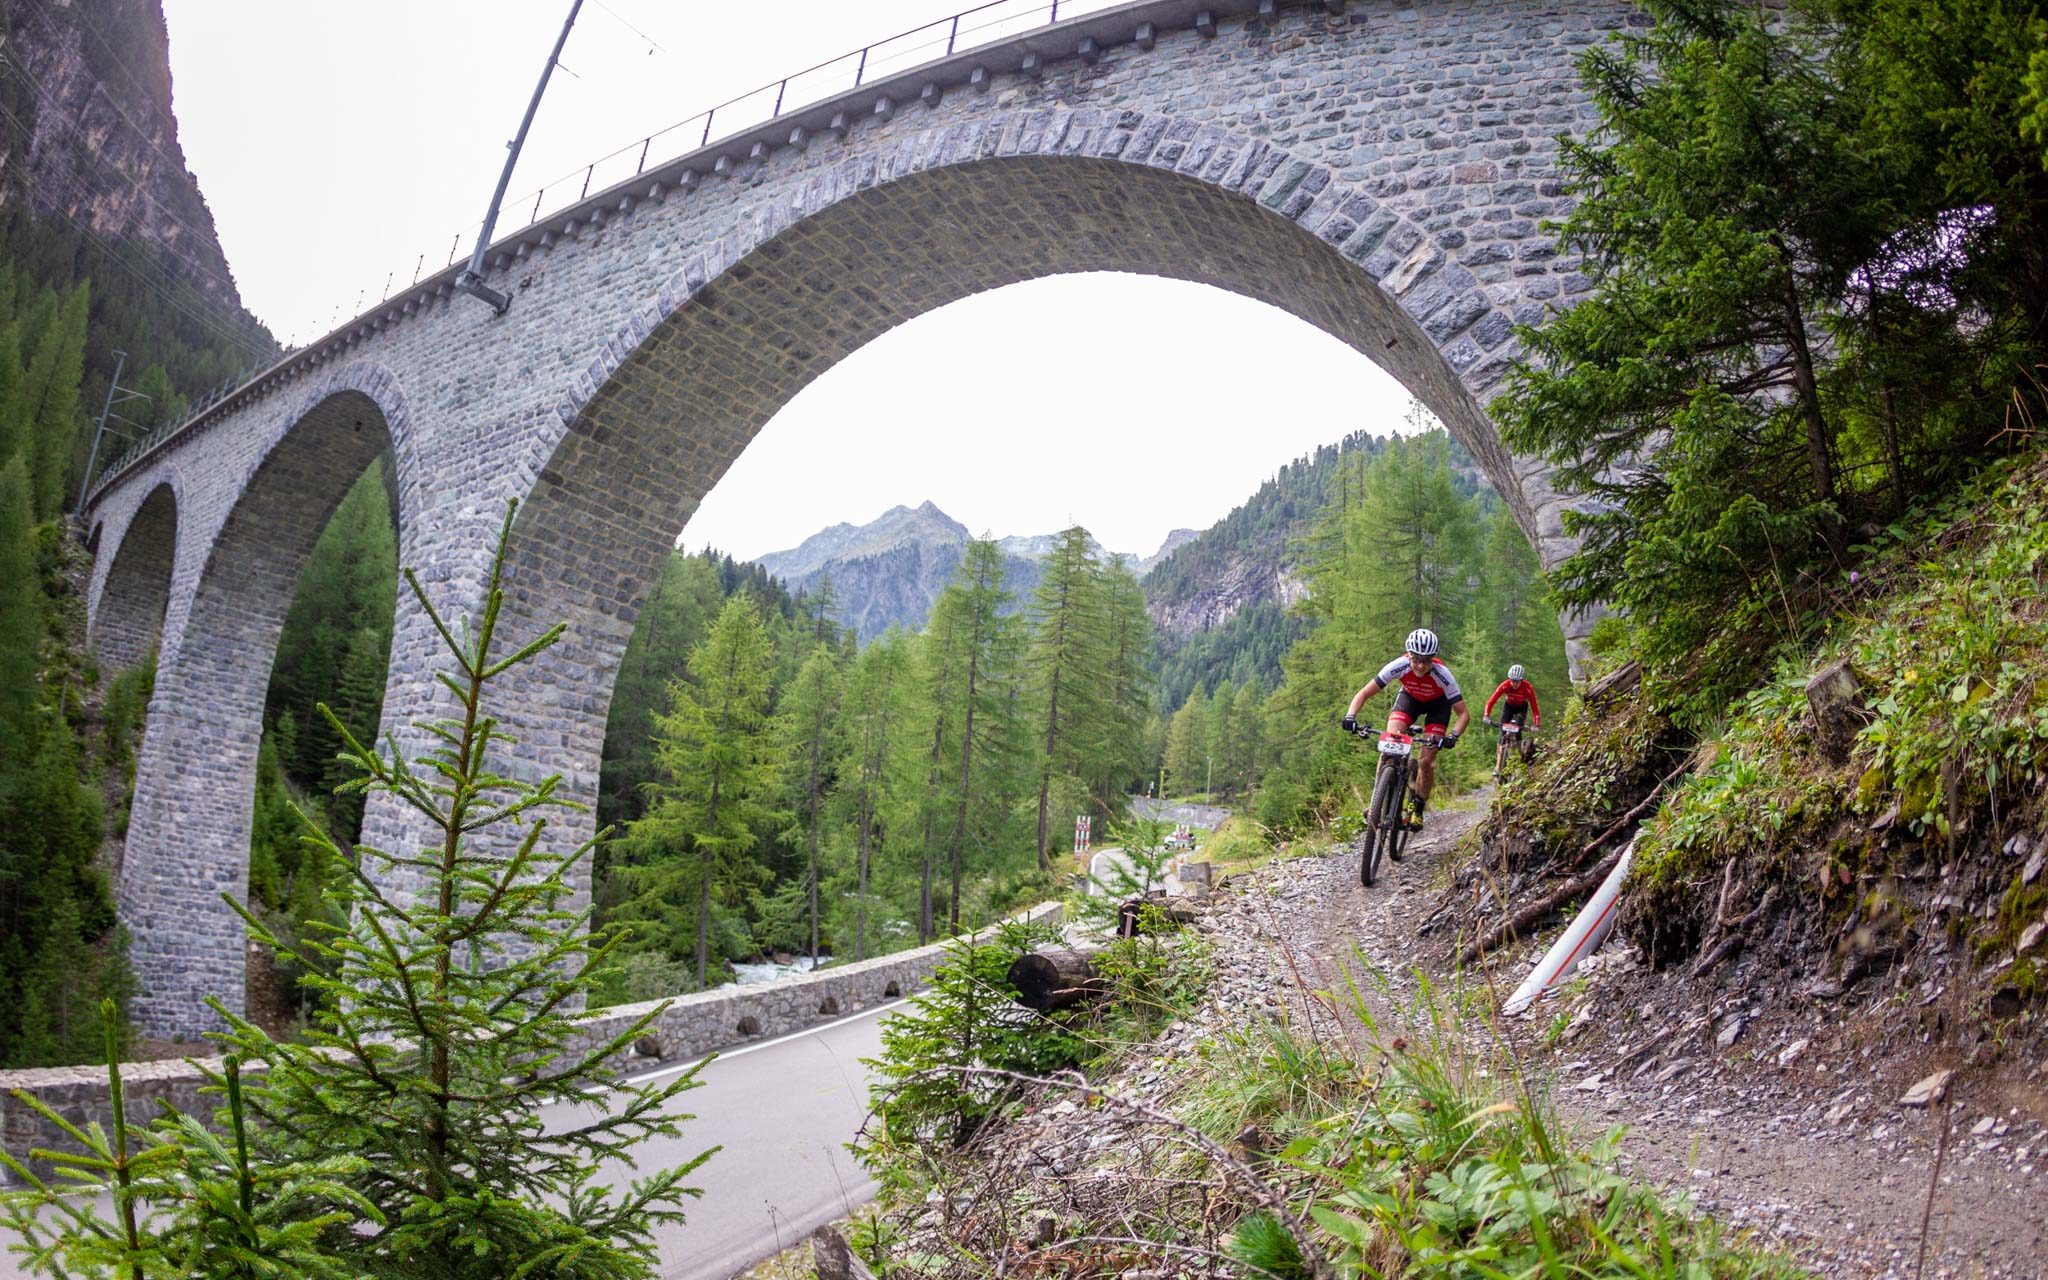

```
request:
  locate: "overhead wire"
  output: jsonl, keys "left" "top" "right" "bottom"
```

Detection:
{"left": 0, "top": 24, "right": 268, "bottom": 317}
{"left": 591, "top": 0, "right": 666, "bottom": 55}
{"left": 0, "top": 124, "right": 273, "bottom": 367}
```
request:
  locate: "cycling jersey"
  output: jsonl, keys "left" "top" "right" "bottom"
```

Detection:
{"left": 1484, "top": 679, "right": 1540, "bottom": 726}
{"left": 1375, "top": 655, "right": 1463, "bottom": 704}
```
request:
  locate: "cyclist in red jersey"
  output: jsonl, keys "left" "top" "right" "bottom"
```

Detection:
{"left": 1340, "top": 628, "right": 1468, "bottom": 830}
{"left": 1482, "top": 663, "right": 1540, "bottom": 763}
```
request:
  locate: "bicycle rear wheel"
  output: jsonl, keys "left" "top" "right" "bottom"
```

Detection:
{"left": 1388, "top": 771, "right": 1414, "bottom": 862}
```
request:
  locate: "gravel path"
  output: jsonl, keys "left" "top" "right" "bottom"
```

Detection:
{"left": 1301, "top": 796, "right": 2048, "bottom": 1280}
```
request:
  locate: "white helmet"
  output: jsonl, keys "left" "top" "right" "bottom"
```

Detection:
{"left": 1405, "top": 628, "right": 1440, "bottom": 657}
{"left": 1508, "top": 663, "right": 1525, "bottom": 682}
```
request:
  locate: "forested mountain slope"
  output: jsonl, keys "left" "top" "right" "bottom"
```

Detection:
{"left": 1145, "top": 424, "right": 1491, "bottom": 709}
{"left": 0, "top": 0, "right": 277, "bottom": 1064}
{"left": 0, "top": 0, "right": 276, "bottom": 468}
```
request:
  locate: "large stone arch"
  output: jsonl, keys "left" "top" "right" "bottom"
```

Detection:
{"left": 122, "top": 365, "right": 413, "bottom": 1035}
{"left": 89, "top": 476, "right": 181, "bottom": 674}
{"left": 372, "top": 114, "right": 1580, "bottom": 940}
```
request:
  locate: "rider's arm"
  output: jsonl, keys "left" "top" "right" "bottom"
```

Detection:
{"left": 1346, "top": 678, "right": 1385, "bottom": 719}
{"left": 1451, "top": 699, "right": 1472, "bottom": 736}
{"left": 1484, "top": 680, "right": 1509, "bottom": 719}
{"left": 1526, "top": 682, "right": 1541, "bottom": 727}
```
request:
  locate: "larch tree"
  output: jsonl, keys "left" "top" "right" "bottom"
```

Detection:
{"left": 779, "top": 645, "right": 841, "bottom": 962}
{"left": 926, "top": 538, "right": 1019, "bottom": 931}
{"left": 618, "top": 593, "right": 782, "bottom": 987}
{"left": 1090, "top": 555, "right": 1156, "bottom": 813}
{"left": 1024, "top": 525, "right": 1108, "bottom": 872}
{"left": 18, "top": 282, "right": 86, "bottom": 520}
{"left": 834, "top": 630, "right": 912, "bottom": 960}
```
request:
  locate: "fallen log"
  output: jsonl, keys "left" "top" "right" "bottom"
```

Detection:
{"left": 1584, "top": 658, "right": 1642, "bottom": 705}
{"left": 1117, "top": 895, "right": 1206, "bottom": 937}
{"left": 1462, "top": 841, "right": 1632, "bottom": 964}
{"left": 1008, "top": 942, "right": 1108, "bottom": 1011}
{"left": 1570, "top": 756, "right": 1694, "bottom": 870}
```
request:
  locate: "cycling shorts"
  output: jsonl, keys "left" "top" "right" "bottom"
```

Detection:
{"left": 1500, "top": 702, "right": 1529, "bottom": 728}
{"left": 1390, "top": 689, "right": 1455, "bottom": 735}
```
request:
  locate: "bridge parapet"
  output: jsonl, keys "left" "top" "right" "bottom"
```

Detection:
{"left": 0, "top": 903, "right": 1062, "bottom": 1184}
{"left": 81, "top": 0, "right": 1295, "bottom": 513}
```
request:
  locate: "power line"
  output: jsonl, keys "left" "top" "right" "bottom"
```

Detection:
{"left": 0, "top": 34, "right": 262, "bottom": 311}
{"left": 24, "top": 0, "right": 184, "bottom": 149}
{"left": 0, "top": 131, "right": 273, "bottom": 365}
{"left": 591, "top": 0, "right": 665, "bottom": 55}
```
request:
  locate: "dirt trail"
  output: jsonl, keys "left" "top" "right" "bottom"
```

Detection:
{"left": 1302, "top": 795, "right": 2046, "bottom": 1280}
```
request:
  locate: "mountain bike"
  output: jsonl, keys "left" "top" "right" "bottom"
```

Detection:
{"left": 1356, "top": 724, "right": 1442, "bottom": 887}
{"left": 1489, "top": 717, "right": 1527, "bottom": 781}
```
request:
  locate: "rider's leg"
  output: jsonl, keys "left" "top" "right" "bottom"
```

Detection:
{"left": 1414, "top": 745, "right": 1438, "bottom": 802}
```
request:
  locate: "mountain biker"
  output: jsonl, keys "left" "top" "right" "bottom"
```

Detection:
{"left": 1340, "top": 628, "right": 1468, "bottom": 831}
{"left": 1482, "top": 663, "right": 1540, "bottom": 763}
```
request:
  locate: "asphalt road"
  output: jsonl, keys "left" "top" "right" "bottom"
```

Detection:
{"left": 0, "top": 1002, "right": 897, "bottom": 1280}
{"left": 586, "top": 1001, "right": 894, "bottom": 1279}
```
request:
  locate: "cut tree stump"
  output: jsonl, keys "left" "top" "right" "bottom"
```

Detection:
{"left": 1008, "top": 943, "right": 1108, "bottom": 1010}
{"left": 1806, "top": 657, "right": 1866, "bottom": 763}
{"left": 811, "top": 1225, "right": 878, "bottom": 1280}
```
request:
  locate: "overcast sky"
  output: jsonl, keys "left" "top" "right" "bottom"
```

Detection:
{"left": 158, "top": 0, "right": 1421, "bottom": 560}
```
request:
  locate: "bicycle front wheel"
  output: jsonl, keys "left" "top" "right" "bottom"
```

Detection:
{"left": 1364, "top": 759, "right": 1404, "bottom": 887}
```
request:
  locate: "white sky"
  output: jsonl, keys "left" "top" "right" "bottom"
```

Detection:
{"left": 159, "top": 0, "right": 1418, "bottom": 560}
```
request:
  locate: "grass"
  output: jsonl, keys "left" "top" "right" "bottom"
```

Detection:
{"left": 1190, "top": 961, "right": 1810, "bottom": 1279}
{"left": 1624, "top": 448, "right": 2048, "bottom": 964}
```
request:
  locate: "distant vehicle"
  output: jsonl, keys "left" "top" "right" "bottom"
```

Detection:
{"left": 1165, "top": 826, "right": 1197, "bottom": 851}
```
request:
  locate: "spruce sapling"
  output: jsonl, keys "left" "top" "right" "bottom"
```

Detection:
{"left": 208, "top": 498, "right": 714, "bottom": 1278}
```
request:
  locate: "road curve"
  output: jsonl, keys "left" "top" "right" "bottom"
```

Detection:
{"left": 0, "top": 1002, "right": 898, "bottom": 1280}
{"left": 583, "top": 1000, "right": 895, "bottom": 1279}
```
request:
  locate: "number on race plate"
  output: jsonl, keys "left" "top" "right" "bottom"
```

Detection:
{"left": 1377, "top": 734, "right": 1413, "bottom": 757}
{"left": 1503, "top": 722, "right": 1519, "bottom": 735}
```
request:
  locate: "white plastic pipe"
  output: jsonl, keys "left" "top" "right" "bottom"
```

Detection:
{"left": 1502, "top": 837, "right": 1637, "bottom": 1016}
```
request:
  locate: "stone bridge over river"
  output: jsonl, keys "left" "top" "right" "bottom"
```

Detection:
{"left": 81, "top": 0, "right": 1636, "bottom": 1033}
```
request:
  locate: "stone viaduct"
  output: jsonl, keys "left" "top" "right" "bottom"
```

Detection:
{"left": 80, "top": 0, "right": 1637, "bottom": 1034}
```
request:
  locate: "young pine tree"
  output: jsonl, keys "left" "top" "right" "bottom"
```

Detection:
{"left": 208, "top": 500, "right": 714, "bottom": 1278}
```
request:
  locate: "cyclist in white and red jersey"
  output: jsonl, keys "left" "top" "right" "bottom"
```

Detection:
{"left": 1340, "top": 628, "right": 1469, "bottom": 830}
{"left": 1483, "top": 663, "right": 1540, "bottom": 763}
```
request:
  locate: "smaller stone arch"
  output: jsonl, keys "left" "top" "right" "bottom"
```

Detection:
{"left": 91, "top": 480, "right": 180, "bottom": 673}
{"left": 883, "top": 980, "right": 903, "bottom": 999}
{"left": 817, "top": 995, "right": 840, "bottom": 1017}
{"left": 735, "top": 1014, "right": 763, "bottom": 1037}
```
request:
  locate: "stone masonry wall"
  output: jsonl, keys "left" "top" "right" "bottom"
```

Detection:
{"left": 0, "top": 903, "right": 1062, "bottom": 1184}
{"left": 80, "top": 0, "right": 1639, "bottom": 1035}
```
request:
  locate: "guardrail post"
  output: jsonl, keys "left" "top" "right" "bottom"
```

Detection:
{"left": 947, "top": 14, "right": 960, "bottom": 54}
{"left": 773, "top": 77, "right": 788, "bottom": 116}
{"left": 855, "top": 46, "right": 868, "bottom": 86}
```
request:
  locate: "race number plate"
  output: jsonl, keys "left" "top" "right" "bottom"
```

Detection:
{"left": 1378, "top": 734, "right": 1412, "bottom": 757}
{"left": 1503, "top": 722, "right": 1520, "bottom": 735}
